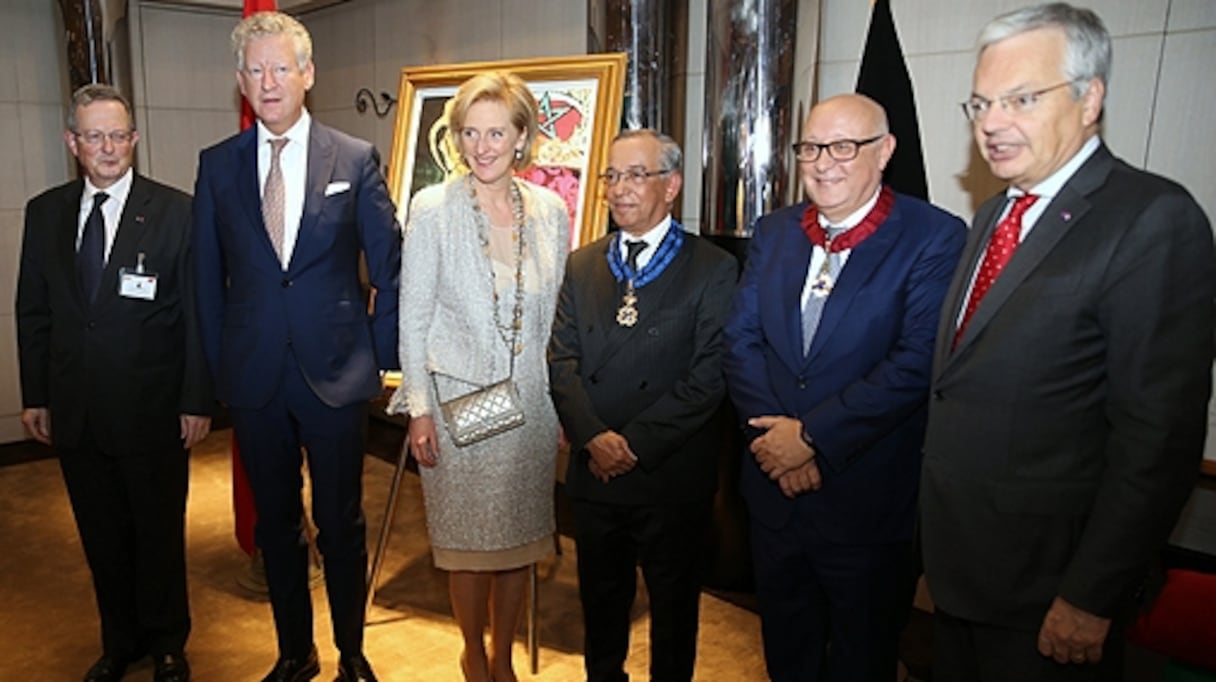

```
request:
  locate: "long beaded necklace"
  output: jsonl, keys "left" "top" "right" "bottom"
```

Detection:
{"left": 468, "top": 175, "right": 526, "bottom": 356}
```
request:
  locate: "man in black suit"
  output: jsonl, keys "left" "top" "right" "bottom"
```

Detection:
{"left": 548, "top": 129, "right": 737, "bottom": 682}
{"left": 921, "top": 4, "right": 1216, "bottom": 680}
{"left": 16, "top": 84, "right": 212, "bottom": 682}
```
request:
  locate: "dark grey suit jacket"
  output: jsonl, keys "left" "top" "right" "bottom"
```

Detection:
{"left": 921, "top": 143, "right": 1216, "bottom": 628}
{"left": 548, "top": 230, "right": 738, "bottom": 505}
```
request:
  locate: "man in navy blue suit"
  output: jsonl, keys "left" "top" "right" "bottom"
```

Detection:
{"left": 191, "top": 11, "right": 399, "bottom": 682}
{"left": 722, "top": 94, "right": 965, "bottom": 682}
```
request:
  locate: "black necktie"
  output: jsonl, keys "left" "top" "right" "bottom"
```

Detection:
{"left": 625, "top": 239, "right": 648, "bottom": 272}
{"left": 77, "top": 191, "right": 109, "bottom": 302}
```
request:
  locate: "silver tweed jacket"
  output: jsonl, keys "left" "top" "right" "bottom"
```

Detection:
{"left": 386, "top": 176, "right": 569, "bottom": 417}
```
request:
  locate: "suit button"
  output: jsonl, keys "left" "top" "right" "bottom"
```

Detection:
{"left": 589, "top": 373, "right": 598, "bottom": 384}
{"left": 281, "top": 279, "right": 291, "bottom": 288}
{"left": 933, "top": 390, "right": 944, "bottom": 401}
{"left": 87, "top": 321, "right": 96, "bottom": 329}
{"left": 798, "top": 381, "right": 806, "bottom": 389}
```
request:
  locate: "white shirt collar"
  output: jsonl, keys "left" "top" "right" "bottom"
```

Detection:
{"left": 256, "top": 108, "right": 311, "bottom": 148}
{"left": 620, "top": 214, "right": 673, "bottom": 250}
{"left": 1013, "top": 134, "right": 1100, "bottom": 201}
{"left": 819, "top": 186, "right": 882, "bottom": 231}
{"left": 83, "top": 167, "right": 133, "bottom": 207}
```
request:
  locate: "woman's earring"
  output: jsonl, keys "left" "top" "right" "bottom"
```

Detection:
{"left": 514, "top": 148, "right": 523, "bottom": 160}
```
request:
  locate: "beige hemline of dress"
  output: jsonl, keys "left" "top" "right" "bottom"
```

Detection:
{"left": 432, "top": 534, "right": 553, "bottom": 572}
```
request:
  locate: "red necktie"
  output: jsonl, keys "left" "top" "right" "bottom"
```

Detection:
{"left": 954, "top": 194, "right": 1039, "bottom": 348}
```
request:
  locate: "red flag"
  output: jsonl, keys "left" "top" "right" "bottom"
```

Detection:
{"left": 240, "top": 0, "right": 278, "bottom": 130}
{"left": 232, "top": 0, "right": 277, "bottom": 556}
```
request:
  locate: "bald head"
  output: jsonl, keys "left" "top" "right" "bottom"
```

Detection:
{"left": 809, "top": 94, "right": 890, "bottom": 137}
{"left": 798, "top": 94, "right": 895, "bottom": 223}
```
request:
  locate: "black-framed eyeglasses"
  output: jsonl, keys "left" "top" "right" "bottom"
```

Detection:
{"left": 74, "top": 130, "right": 136, "bottom": 146}
{"left": 598, "top": 167, "right": 673, "bottom": 186}
{"left": 791, "top": 134, "right": 884, "bottom": 163}
{"left": 960, "top": 81, "right": 1079, "bottom": 122}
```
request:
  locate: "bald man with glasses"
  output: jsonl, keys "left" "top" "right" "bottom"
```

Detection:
{"left": 722, "top": 93, "right": 965, "bottom": 682}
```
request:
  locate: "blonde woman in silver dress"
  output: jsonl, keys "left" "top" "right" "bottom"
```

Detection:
{"left": 386, "top": 72, "right": 569, "bottom": 682}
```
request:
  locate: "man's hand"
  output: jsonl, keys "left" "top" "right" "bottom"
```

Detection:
{"left": 586, "top": 430, "right": 637, "bottom": 480}
{"left": 179, "top": 414, "right": 212, "bottom": 449}
{"left": 408, "top": 415, "right": 441, "bottom": 468}
{"left": 21, "top": 408, "right": 51, "bottom": 445}
{"left": 1037, "top": 596, "right": 1111, "bottom": 665}
{"left": 777, "top": 458, "right": 823, "bottom": 497}
{"left": 748, "top": 415, "right": 815, "bottom": 479}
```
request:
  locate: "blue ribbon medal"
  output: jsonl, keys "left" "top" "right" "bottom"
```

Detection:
{"left": 606, "top": 222, "right": 685, "bottom": 326}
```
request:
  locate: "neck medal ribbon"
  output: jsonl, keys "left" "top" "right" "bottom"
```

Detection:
{"left": 606, "top": 222, "right": 685, "bottom": 327}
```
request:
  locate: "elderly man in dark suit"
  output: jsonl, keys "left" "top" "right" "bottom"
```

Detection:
{"left": 16, "top": 84, "right": 211, "bottom": 682}
{"left": 921, "top": 4, "right": 1216, "bottom": 680}
{"left": 549, "top": 129, "right": 737, "bottom": 682}
{"left": 722, "top": 93, "right": 965, "bottom": 682}
{"left": 191, "top": 11, "right": 400, "bottom": 682}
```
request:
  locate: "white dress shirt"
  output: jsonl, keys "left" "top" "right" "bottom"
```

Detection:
{"left": 77, "top": 167, "right": 134, "bottom": 263}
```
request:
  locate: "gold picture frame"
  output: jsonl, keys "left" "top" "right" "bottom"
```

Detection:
{"left": 386, "top": 53, "right": 627, "bottom": 248}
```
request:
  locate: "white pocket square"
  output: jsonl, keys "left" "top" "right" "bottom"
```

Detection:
{"left": 325, "top": 181, "right": 351, "bottom": 196}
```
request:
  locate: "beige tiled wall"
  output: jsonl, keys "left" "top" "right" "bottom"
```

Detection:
{"left": 786, "top": 0, "right": 1216, "bottom": 223}
{"left": 0, "top": 0, "right": 69, "bottom": 443}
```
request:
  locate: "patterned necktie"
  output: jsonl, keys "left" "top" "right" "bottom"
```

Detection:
{"left": 801, "top": 225, "right": 845, "bottom": 354}
{"left": 77, "top": 191, "right": 109, "bottom": 302}
{"left": 954, "top": 194, "right": 1039, "bottom": 348}
{"left": 262, "top": 137, "right": 289, "bottom": 265}
{"left": 625, "top": 239, "right": 648, "bottom": 273}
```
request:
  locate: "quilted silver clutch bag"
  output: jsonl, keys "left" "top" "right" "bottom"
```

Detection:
{"left": 438, "top": 378, "right": 526, "bottom": 447}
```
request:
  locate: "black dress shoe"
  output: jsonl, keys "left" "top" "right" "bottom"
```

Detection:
{"left": 153, "top": 653, "right": 191, "bottom": 682}
{"left": 83, "top": 655, "right": 129, "bottom": 682}
{"left": 335, "top": 654, "right": 378, "bottom": 682}
{"left": 261, "top": 646, "right": 320, "bottom": 682}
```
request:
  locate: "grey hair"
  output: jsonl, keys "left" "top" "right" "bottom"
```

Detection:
{"left": 614, "top": 128, "right": 683, "bottom": 173}
{"left": 978, "top": 2, "right": 1111, "bottom": 101}
{"left": 231, "top": 11, "right": 312, "bottom": 72}
{"left": 67, "top": 83, "right": 134, "bottom": 131}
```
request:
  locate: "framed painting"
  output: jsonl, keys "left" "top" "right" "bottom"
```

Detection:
{"left": 386, "top": 53, "right": 627, "bottom": 249}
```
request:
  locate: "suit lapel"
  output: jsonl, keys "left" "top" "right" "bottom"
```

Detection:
{"left": 96, "top": 175, "right": 155, "bottom": 307}
{"left": 934, "top": 198, "right": 1001, "bottom": 372}
{"left": 760, "top": 215, "right": 813, "bottom": 374}
{"left": 236, "top": 130, "right": 279, "bottom": 264}
{"left": 56, "top": 181, "right": 87, "bottom": 309}
{"left": 292, "top": 123, "right": 336, "bottom": 272}
{"left": 805, "top": 200, "right": 904, "bottom": 365}
{"left": 946, "top": 144, "right": 1113, "bottom": 362}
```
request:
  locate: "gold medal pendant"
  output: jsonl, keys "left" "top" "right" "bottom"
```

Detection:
{"left": 617, "top": 287, "right": 639, "bottom": 327}
{"left": 810, "top": 266, "right": 833, "bottom": 298}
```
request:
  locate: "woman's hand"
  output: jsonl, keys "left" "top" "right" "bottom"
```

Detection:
{"left": 408, "top": 415, "right": 441, "bottom": 467}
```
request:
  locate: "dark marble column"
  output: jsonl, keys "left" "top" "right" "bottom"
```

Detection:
{"left": 701, "top": 0, "right": 799, "bottom": 240}
{"left": 598, "top": 0, "right": 687, "bottom": 137}
{"left": 58, "top": 0, "right": 109, "bottom": 90}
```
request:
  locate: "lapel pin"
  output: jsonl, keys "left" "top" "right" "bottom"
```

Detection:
{"left": 135, "top": 215, "right": 145, "bottom": 223}
{"left": 1059, "top": 211, "right": 1071, "bottom": 221}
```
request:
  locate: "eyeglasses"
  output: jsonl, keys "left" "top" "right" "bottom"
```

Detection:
{"left": 598, "top": 168, "right": 672, "bottom": 186}
{"left": 242, "top": 64, "right": 294, "bottom": 81}
{"left": 791, "top": 135, "right": 884, "bottom": 163}
{"left": 74, "top": 130, "right": 135, "bottom": 146}
{"left": 960, "top": 81, "right": 1078, "bottom": 122}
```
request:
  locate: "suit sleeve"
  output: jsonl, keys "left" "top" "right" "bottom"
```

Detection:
{"left": 168, "top": 193, "right": 214, "bottom": 415}
{"left": 621, "top": 253, "right": 738, "bottom": 473}
{"left": 547, "top": 252, "right": 610, "bottom": 454}
{"left": 722, "top": 219, "right": 789, "bottom": 420}
{"left": 191, "top": 150, "right": 226, "bottom": 382}
{"left": 391, "top": 192, "right": 441, "bottom": 417}
{"left": 806, "top": 214, "right": 966, "bottom": 474}
{"left": 1058, "top": 191, "right": 1215, "bottom": 616}
{"left": 354, "top": 145, "right": 402, "bottom": 371}
{"left": 15, "top": 197, "right": 51, "bottom": 408}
